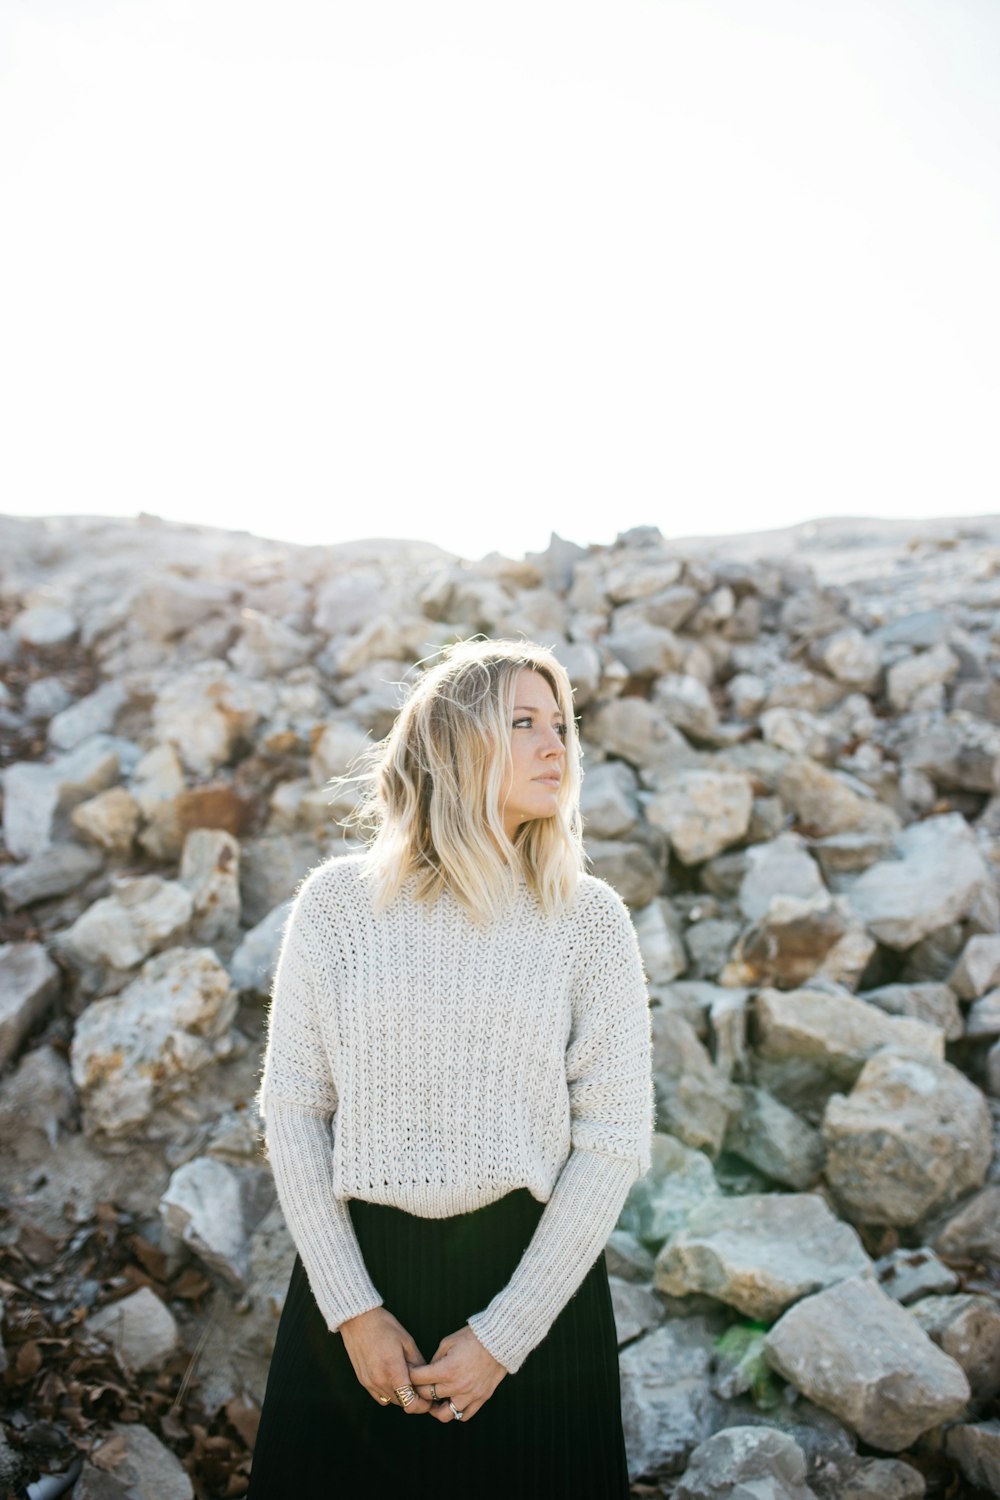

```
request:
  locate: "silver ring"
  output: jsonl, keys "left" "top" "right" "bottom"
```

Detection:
{"left": 449, "top": 1400, "right": 464, "bottom": 1420}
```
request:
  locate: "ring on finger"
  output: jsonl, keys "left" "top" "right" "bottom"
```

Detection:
{"left": 377, "top": 1394, "right": 390, "bottom": 1405}
{"left": 449, "top": 1400, "right": 464, "bottom": 1420}
{"left": 394, "top": 1384, "right": 416, "bottom": 1407}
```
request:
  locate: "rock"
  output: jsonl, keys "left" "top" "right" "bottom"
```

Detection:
{"left": 685, "top": 917, "right": 743, "bottom": 981}
{"left": 0, "top": 941, "right": 61, "bottom": 1070}
{"left": 606, "top": 1230, "right": 657, "bottom": 1283}
{"left": 90, "top": 1422, "right": 193, "bottom": 1500}
{"left": 965, "top": 987, "right": 1000, "bottom": 1038}
{"left": 737, "top": 833, "right": 825, "bottom": 921}
{"left": 56, "top": 874, "right": 194, "bottom": 976}
{"left": 761, "top": 706, "right": 832, "bottom": 761}
{"left": 178, "top": 828, "right": 241, "bottom": 944}
{"left": 228, "top": 607, "right": 315, "bottom": 677}
{"left": 950, "top": 934, "right": 1000, "bottom": 1000}
{"left": 813, "top": 627, "right": 882, "bottom": 689}
{"left": 651, "top": 1011, "right": 740, "bottom": 1156}
{"left": 646, "top": 770, "right": 755, "bottom": 864}
{"left": 721, "top": 893, "right": 850, "bottom": 990}
{"left": 579, "top": 759, "right": 641, "bottom": 838}
{"left": 838, "top": 1457, "right": 926, "bottom": 1499}
{"left": 777, "top": 760, "right": 899, "bottom": 840}
{"left": 229, "top": 901, "right": 291, "bottom": 992}
{"left": 0, "top": 840, "right": 103, "bottom": 910}
{"left": 584, "top": 839, "right": 664, "bottom": 907}
{"left": 69, "top": 786, "right": 141, "bottom": 856}
{"left": 930, "top": 1184, "right": 1000, "bottom": 1262}
{"left": 619, "top": 1319, "right": 722, "bottom": 1482}
{"left": 874, "top": 1247, "right": 959, "bottom": 1305}
{"left": 673, "top": 1426, "right": 819, "bottom": 1500}
{"left": 609, "top": 1276, "right": 663, "bottom": 1346}
{"left": 70, "top": 946, "right": 237, "bottom": 1135}
{"left": 655, "top": 1192, "right": 870, "bottom": 1319}
{"left": 0, "top": 1044, "right": 76, "bottom": 1157}
{"left": 632, "top": 898, "right": 687, "bottom": 984}
{"left": 49, "top": 681, "right": 128, "bottom": 751}
{"left": 886, "top": 645, "right": 960, "bottom": 712}
{"left": 652, "top": 673, "right": 720, "bottom": 741}
{"left": 944, "top": 1419, "right": 1000, "bottom": 1495}
{"left": 908, "top": 1293, "right": 1000, "bottom": 1399}
{"left": 160, "top": 1156, "right": 248, "bottom": 1288}
{"left": 899, "top": 710, "right": 1000, "bottom": 793}
{"left": 605, "top": 621, "right": 685, "bottom": 679}
{"left": 11, "top": 603, "right": 78, "bottom": 648}
{"left": 859, "top": 982, "right": 964, "bottom": 1042}
{"left": 763, "top": 1274, "right": 970, "bottom": 1450}
{"left": 86, "top": 1286, "right": 180, "bottom": 1373}
{"left": 151, "top": 662, "right": 274, "bottom": 776}
{"left": 844, "top": 812, "right": 994, "bottom": 949}
{"left": 822, "top": 1051, "right": 992, "bottom": 1225}
{"left": 753, "top": 987, "right": 944, "bottom": 1086}
{"left": 1, "top": 734, "right": 128, "bottom": 859}
{"left": 129, "top": 573, "right": 233, "bottom": 641}
{"left": 584, "top": 696, "right": 697, "bottom": 774}
{"left": 618, "top": 1132, "right": 721, "bottom": 1250}
{"left": 723, "top": 1086, "right": 825, "bottom": 1189}
{"left": 130, "top": 743, "right": 187, "bottom": 861}
{"left": 73, "top": 1461, "right": 132, "bottom": 1497}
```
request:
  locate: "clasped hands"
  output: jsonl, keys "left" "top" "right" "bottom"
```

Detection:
{"left": 340, "top": 1305, "right": 507, "bottom": 1424}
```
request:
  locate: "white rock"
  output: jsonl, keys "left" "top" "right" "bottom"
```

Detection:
{"left": 674, "top": 1426, "right": 819, "bottom": 1500}
{"left": 90, "top": 1421, "right": 193, "bottom": 1500}
{"left": 646, "top": 770, "right": 754, "bottom": 865}
{"left": 57, "top": 874, "right": 194, "bottom": 972}
{"left": 845, "top": 813, "right": 995, "bottom": 950}
{"left": 950, "top": 934, "right": 1000, "bottom": 1000}
{"left": 48, "top": 681, "right": 128, "bottom": 751}
{"left": 738, "top": 833, "right": 825, "bottom": 922}
{"left": 70, "top": 946, "right": 237, "bottom": 1135}
{"left": 619, "top": 1320, "right": 722, "bottom": 1482}
{"left": 160, "top": 1156, "right": 248, "bottom": 1288}
{"left": 86, "top": 1285, "right": 180, "bottom": 1373}
{"left": 70, "top": 786, "right": 141, "bottom": 855}
{"left": 11, "top": 603, "right": 78, "bottom": 648}
{"left": 755, "top": 987, "right": 944, "bottom": 1084}
{"left": 1, "top": 734, "right": 126, "bottom": 858}
{"left": 151, "top": 662, "right": 274, "bottom": 776}
{"left": 886, "top": 645, "right": 960, "bottom": 713}
{"left": 179, "top": 828, "right": 241, "bottom": 943}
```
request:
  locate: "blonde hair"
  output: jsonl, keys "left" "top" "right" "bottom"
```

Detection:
{"left": 329, "top": 637, "right": 585, "bottom": 923}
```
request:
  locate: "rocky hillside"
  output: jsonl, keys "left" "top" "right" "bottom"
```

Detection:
{"left": 2, "top": 509, "right": 1000, "bottom": 1499}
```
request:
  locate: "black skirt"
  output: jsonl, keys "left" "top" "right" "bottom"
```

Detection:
{"left": 246, "top": 1187, "right": 630, "bottom": 1499}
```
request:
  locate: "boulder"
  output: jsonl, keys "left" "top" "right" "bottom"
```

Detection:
{"left": 651, "top": 1011, "right": 740, "bottom": 1156}
{"left": 764, "top": 1275, "right": 970, "bottom": 1450}
{"left": 86, "top": 1286, "right": 180, "bottom": 1374}
{"left": 723, "top": 1086, "right": 825, "bottom": 1189}
{"left": 822, "top": 1051, "right": 992, "bottom": 1225}
{"left": 844, "top": 813, "right": 994, "bottom": 950}
{"left": 619, "top": 1319, "right": 723, "bottom": 1482}
{"left": 655, "top": 1193, "right": 870, "bottom": 1319}
{"left": 908, "top": 1293, "right": 1000, "bottom": 1399}
{"left": 673, "top": 1426, "right": 819, "bottom": 1500}
{"left": 944, "top": 1420, "right": 1000, "bottom": 1495}
{"left": 753, "top": 987, "right": 944, "bottom": 1086}
{"left": 160, "top": 1156, "right": 248, "bottom": 1289}
{"left": 646, "top": 770, "right": 755, "bottom": 865}
{"left": 89, "top": 1422, "right": 192, "bottom": 1500}
{"left": 0, "top": 942, "right": 61, "bottom": 1070}
{"left": 1, "top": 734, "right": 127, "bottom": 859}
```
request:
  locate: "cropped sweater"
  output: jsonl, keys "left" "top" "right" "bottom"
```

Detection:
{"left": 257, "top": 850, "right": 654, "bottom": 1375}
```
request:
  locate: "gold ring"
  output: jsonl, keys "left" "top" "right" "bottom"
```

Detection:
{"left": 377, "top": 1395, "right": 390, "bottom": 1405}
{"left": 394, "top": 1384, "right": 416, "bottom": 1407}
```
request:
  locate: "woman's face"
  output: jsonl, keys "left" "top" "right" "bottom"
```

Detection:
{"left": 499, "top": 667, "right": 568, "bottom": 842}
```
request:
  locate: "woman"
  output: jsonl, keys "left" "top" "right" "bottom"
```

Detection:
{"left": 246, "top": 637, "right": 654, "bottom": 1499}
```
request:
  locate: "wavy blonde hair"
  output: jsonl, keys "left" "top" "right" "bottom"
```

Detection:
{"left": 329, "top": 637, "right": 586, "bottom": 923}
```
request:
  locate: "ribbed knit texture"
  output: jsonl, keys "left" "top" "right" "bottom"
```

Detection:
{"left": 257, "top": 851, "right": 654, "bottom": 1373}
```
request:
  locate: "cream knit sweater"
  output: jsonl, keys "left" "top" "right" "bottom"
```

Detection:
{"left": 257, "top": 851, "right": 654, "bottom": 1375}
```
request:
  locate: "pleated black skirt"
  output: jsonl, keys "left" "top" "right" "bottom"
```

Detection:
{"left": 246, "top": 1187, "right": 630, "bottom": 1499}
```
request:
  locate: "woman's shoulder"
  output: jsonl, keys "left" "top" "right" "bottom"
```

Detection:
{"left": 294, "top": 850, "right": 373, "bottom": 912}
{"left": 568, "top": 871, "right": 637, "bottom": 929}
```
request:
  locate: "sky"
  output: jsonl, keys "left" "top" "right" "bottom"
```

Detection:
{"left": 1, "top": 0, "right": 998, "bottom": 561}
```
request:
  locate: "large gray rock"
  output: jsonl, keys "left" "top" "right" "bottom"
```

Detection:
{"left": 70, "top": 946, "right": 237, "bottom": 1135}
{"left": 950, "top": 934, "right": 1000, "bottom": 999}
{"left": 0, "top": 840, "right": 103, "bottom": 910}
{"left": 618, "top": 1132, "right": 721, "bottom": 1250}
{"left": 764, "top": 1275, "right": 970, "bottom": 1450}
{"left": 874, "top": 1247, "right": 959, "bottom": 1306}
{"left": 651, "top": 1010, "right": 740, "bottom": 1156}
{"left": 646, "top": 770, "right": 754, "bottom": 864}
{"left": 1, "top": 734, "right": 127, "bottom": 858}
{"left": 632, "top": 898, "right": 687, "bottom": 985}
{"left": 858, "top": 982, "right": 963, "bottom": 1041}
{"left": 609, "top": 1277, "right": 664, "bottom": 1346}
{"left": 49, "top": 681, "right": 128, "bottom": 751}
{"left": 723, "top": 1086, "right": 825, "bottom": 1189}
{"left": 229, "top": 900, "right": 292, "bottom": 992}
{"left": 822, "top": 1051, "right": 992, "bottom": 1225}
{"left": 151, "top": 662, "right": 274, "bottom": 776}
{"left": 673, "top": 1426, "right": 819, "bottom": 1500}
{"left": 655, "top": 1193, "right": 870, "bottom": 1320}
{"left": 777, "top": 760, "right": 899, "bottom": 839}
{"left": 754, "top": 987, "right": 944, "bottom": 1086}
{"left": 844, "top": 812, "right": 994, "bottom": 949}
{"left": 0, "top": 942, "right": 61, "bottom": 1070}
{"left": 86, "top": 1286, "right": 180, "bottom": 1374}
{"left": 619, "top": 1319, "right": 723, "bottom": 1482}
{"left": 737, "top": 833, "right": 825, "bottom": 921}
{"left": 579, "top": 759, "right": 642, "bottom": 839}
{"left": 930, "top": 1184, "right": 1000, "bottom": 1262}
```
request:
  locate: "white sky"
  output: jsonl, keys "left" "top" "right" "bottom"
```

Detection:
{"left": 1, "top": 0, "right": 998, "bottom": 561}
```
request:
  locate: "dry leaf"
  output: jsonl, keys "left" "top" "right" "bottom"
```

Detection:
{"left": 91, "top": 1429, "right": 128, "bottom": 1471}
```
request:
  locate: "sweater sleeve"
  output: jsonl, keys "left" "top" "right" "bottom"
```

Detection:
{"left": 257, "top": 887, "right": 384, "bottom": 1332}
{"left": 466, "top": 881, "right": 655, "bottom": 1373}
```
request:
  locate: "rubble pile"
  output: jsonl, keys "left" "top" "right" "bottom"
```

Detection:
{"left": 2, "top": 509, "right": 1000, "bottom": 1498}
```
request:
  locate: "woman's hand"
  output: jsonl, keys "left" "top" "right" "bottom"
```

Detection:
{"left": 408, "top": 1325, "right": 507, "bottom": 1423}
{"left": 339, "top": 1306, "right": 434, "bottom": 1413}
